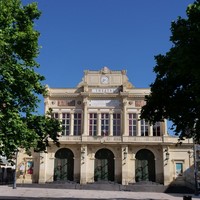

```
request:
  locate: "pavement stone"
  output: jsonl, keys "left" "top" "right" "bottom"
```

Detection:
{"left": 0, "top": 185, "right": 199, "bottom": 200}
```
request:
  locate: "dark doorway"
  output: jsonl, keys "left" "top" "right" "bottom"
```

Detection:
{"left": 135, "top": 149, "right": 155, "bottom": 182}
{"left": 94, "top": 148, "right": 114, "bottom": 182}
{"left": 54, "top": 148, "right": 74, "bottom": 181}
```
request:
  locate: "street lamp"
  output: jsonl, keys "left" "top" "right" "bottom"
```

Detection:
{"left": 13, "top": 149, "right": 18, "bottom": 189}
{"left": 194, "top": 144, "right": 199, "bottom": 195}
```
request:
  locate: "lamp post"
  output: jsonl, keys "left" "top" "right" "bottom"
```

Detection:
{"left": 194, "top": 144, "right": 199, "bottom": 195}
{"left": 13, "top": 149, "right": 18, "bottom": 189}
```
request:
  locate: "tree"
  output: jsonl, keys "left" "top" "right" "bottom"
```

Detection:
{"left": 0, "top": 0, "right": 61, "bottom": 159}
{"left": 140, "top": 0, "right": 200, "bottom": 143}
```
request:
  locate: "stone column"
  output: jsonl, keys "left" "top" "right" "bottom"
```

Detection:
{"left": 123, "top": 99, "right": 128, "bottom": 136}
{"left": 83, "top": 98, "right": 88, "bottom": 136}
{"left": 149, "top": 125, "right": 153, "bottom": 136}
{"left": 109, "top": 111, "right": 113, "bottom": 136}
{"left": 163, "top": 119, "right": 168, "bottom": 136}
{"left": 80, "top": 145, "right": 88, "bottom": 184}
{"left": 97, "top": 112, "right": 101, "bottom": 136}
{"left": 137, "top": 114, "right": 141, "bottom": 136}
{"left": 58, "top": 112, "right": 62, "bottom": 136}
{"left": 58, "top": 111, "right": 62, "bottom": 120}
{"left": 70, "top": 112, "right": 74, "bottom": 136}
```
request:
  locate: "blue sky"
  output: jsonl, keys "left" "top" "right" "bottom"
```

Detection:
{"left": 23, "top": 0, "right": 194, "bottom": 133}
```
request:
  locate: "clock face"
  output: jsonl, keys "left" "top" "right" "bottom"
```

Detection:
{"left": 101, "top": 76, "right": 109, "bottom": 84}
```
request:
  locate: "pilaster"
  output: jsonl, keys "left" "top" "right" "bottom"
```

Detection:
{"left": 58, "top": 112, "right": 62, "bottom": 136}
{"left": 137, "top": 114, "right": 141, "bottom": 136}
{"left": 163, "top": 119, "right": 168, "bottom": 136}
{"left": 80, "top": 145, "right": 88, "bottom": 184}
{"left": 83, "top": 98, "right": 88, "bottom": 136}
{"left": 149, "top": 125, "right": 153, "bottom": 136}
{"left": 121, "top": 145, "right": 129, "bottom": 185}
{"left": 123, "top": 98, "right": 128, "bottom": 136}
{"left": 38, "top": 152, "right": 47, "bottom": 183}
{"left": 163, "top": 147, "right": 171, "bottom": 185}
{"left": 70, "top": 112, "right": 74, "bottom": 135}
{"left": 109, "top": 111, "right": 113, "bottom": 136}
{"left": 97, "top": 112, "right": 101, "bottom": 136}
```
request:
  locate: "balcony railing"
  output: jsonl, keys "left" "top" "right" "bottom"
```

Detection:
{"left": 122, "top": 136, "right": 162, "bottom": 143}
{"left": 59, "top": 135, "right": 81, "bottom": 142}
{"left": 82, "top": 136, "right": 121, "bottom": 143}
{"left": 57, "top": 135, "right": 193, "bottom": 144}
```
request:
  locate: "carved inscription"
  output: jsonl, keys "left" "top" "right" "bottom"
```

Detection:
{"left": 91, "top": 88, "right": 119, "bottom": 93}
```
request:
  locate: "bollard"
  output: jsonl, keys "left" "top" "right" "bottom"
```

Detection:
{"left": 183, "top": 196, "right": 192, "bottom": 200}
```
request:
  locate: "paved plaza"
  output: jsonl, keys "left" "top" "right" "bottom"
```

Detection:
{"left": 0, "top": 186, "right": 199, "bottom": 200}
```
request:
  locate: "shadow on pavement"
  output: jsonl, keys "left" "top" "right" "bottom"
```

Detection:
{"left": 2, "top": 184, "right": 200, "bottom": 200}
{"left": 0, "top": 198, "right": 165, "bottom": 200}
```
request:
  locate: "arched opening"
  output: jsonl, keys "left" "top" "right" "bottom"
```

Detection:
{"left": 54, "top": 148, "right": 74, "bottom": 181}
{"left": 94, "top": 148, "right": 114, "bottom": 182}
{"left": 135, "top": 149, "right": 155, "bottom": 182}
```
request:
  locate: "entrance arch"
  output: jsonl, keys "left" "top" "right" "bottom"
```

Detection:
{"left": 94, "top": 148, "right": 114, "bottom": 182}
{"left": 135, "top": 149, "right": 155, "bottom": 182}
{"left": 54, "top": 148, "right": 74, "bottom": 181}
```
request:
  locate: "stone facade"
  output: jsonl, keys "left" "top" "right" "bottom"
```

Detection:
{"left": 16, "top": 67, "right": 194, "bottom": 188}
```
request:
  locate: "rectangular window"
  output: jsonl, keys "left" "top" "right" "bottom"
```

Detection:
{"left": 153, "top": 122, "right": 161, "bottom": 136}
{"left": 141, "top": 119, "right": 149, "bottom": 136}
{"left": 62, "top": 113, "right": 70, "bottom": 136}
{"left": 74, "top": 113, "right": 82, "bottom": 136}
{"left": 89, "top": 113, "right": 97, "bottom": 136}
{"left": 175, "top": 163, "right": 183, "bottom": 177}
{"left": 101, "top": 113, "right": 109, "bottom": 136}
{"left": 52, "top": 112, "right": 58, "bottom": 119}
{"left": 113, "top": 113, "right": 121, "bottom": 136}
{"left": 128, "top": 113, "right": 137, "bottom": 136}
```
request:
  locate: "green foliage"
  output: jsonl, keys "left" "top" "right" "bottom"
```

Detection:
{"left": 141, "top": 0, "right": 200, "bottom": 143}
{"left": 0, "top": 0, "right": 61, "bottom": 158}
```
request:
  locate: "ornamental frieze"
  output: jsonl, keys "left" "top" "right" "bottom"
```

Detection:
{"left": 50, "top": 100, "right": 76, "bottom": 106}
{"left": 135, "top": 100, "right": 146, "bottom": 107}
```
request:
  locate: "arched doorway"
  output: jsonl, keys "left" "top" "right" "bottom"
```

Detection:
{"left": 94, "top": 148, "right": 114, "bottom": 182}
{"left": 54, "top": 148, "right": 74, "bottom": 181}
{"left": 135, "top": 149, "right": 155, "bottom": 182}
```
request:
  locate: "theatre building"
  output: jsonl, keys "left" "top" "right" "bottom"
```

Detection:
{"left": 16, "top": 67, "right": 194, "bottom": 188}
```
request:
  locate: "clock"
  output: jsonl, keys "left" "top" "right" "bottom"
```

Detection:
{"left": 101, "top": 76, "right": 109, "bottom": 84}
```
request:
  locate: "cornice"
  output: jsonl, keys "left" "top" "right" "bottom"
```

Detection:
{"left": 80, "top": 92, "right": 89, "bottom": 97}
{"left": 49, "top": 93, "right": 80, "bottom": 98}
{"left": 120, "top": 92, "right": 129, "bottom": 97}
{"left": 88, "top": 93, "right": 120, "bottom": 98}
{"left": 48, "top": 92, "right": 146, "bottom": 99}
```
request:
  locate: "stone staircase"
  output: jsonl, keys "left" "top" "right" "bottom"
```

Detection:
{"left": 16, "top": 181, "right": 195, "bottom": 194}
